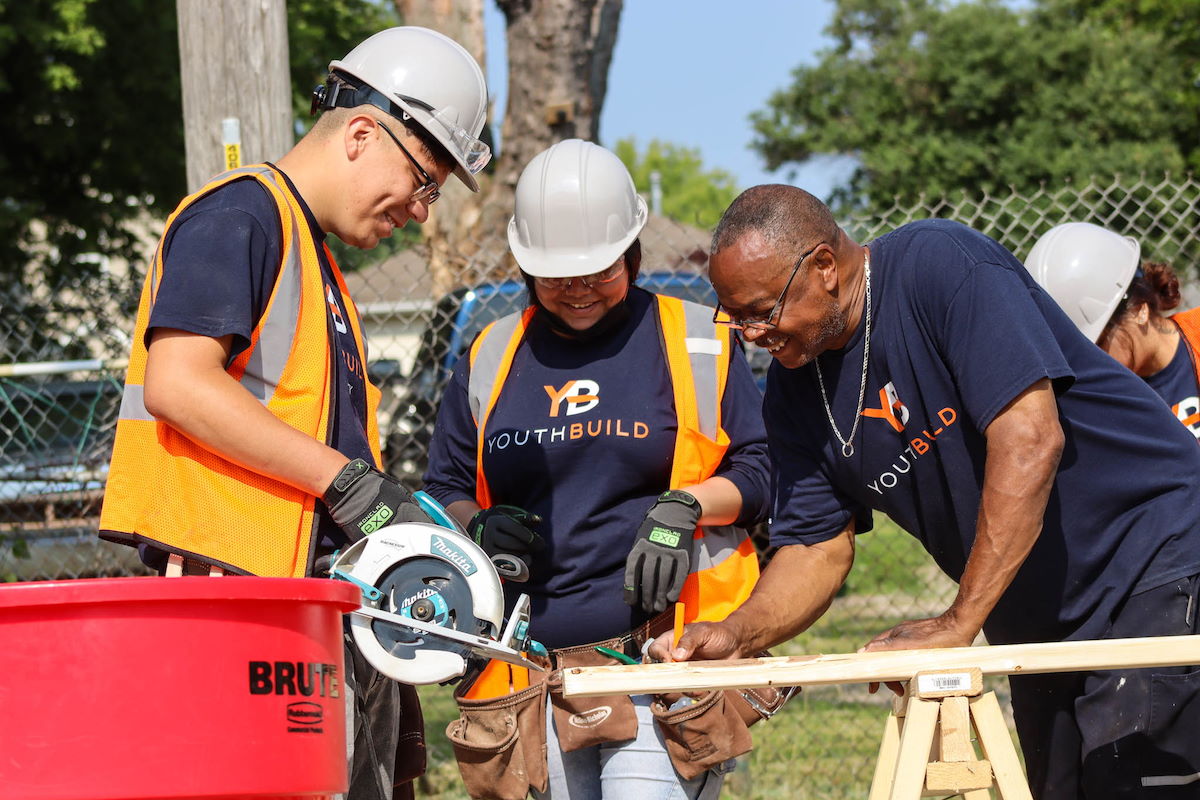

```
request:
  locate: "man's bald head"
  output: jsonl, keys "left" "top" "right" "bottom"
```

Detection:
{"left": 711, "top": 185, "right": 841, "bottom": 278}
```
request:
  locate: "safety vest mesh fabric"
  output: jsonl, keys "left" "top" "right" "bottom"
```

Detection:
{"left": 99, "top": 165, "right": 381, "bottom": 577}
{"left": 462, "top": 296, "right": 760, "bottom": 697}
{"left": 1173, "top": 307, "right": 1200, "bottom": 391}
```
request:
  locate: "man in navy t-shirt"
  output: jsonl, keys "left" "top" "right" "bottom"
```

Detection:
{"left": 96, "top": 27, "right": 494, "bottom": 800}
{"left": 656, "top": 185, "right": 1200, "bottom": 799}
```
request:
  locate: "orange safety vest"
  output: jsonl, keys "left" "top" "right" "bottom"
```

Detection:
{"left": 463, "top": 293, "right": 760, "bottom": 697}
{"left": 99, "top": 165, "right": 381, "bottom": 577}
{"left": 1172, "top": 307, "right": 1200, "bottom": 390}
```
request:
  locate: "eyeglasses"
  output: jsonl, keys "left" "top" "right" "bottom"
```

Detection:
{"left": 375, "top": 118, "right": 441, "bottom": 206}
{"left": 713, "top": 242, "right": 824, "bottom": 331}
{"left": 532, "top": 260, "right": 626, "bottom": 291}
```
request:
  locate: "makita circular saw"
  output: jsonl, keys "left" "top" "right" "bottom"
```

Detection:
{"left": 330, "top": 493, "right": 547, "bottom": 685}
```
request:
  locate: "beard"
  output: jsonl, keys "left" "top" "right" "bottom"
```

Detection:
{"left": 773, "top": 296, "right": 849, "bottom": 368}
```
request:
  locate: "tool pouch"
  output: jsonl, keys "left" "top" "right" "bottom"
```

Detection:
{"left": 728, "top": 682, "right": 797, "bottom": 727}
{"left": 446, "top": 677, "right": 549, "bottom": 800}
{"left": 549, "top": 642, "right": 639, "bottom": 752}
{"left": 649, "top": 689, "right": 753, "bottom": 781}
{"left": 650, "top": 650, "right": 796, "bottom": 780}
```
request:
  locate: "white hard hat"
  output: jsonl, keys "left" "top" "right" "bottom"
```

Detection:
{"left": 321, "top": 27, "right": 490, "bottom": 191}
{"left": 1025, "top": 222, "right": 1141, "bottom": 341}
{"left": 507, "top": 139, "right": 648, "bottom": 278}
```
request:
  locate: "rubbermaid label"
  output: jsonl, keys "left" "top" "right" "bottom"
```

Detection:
{"left": 287, "top": 701, "right": 325, "bottom": 733}
{"left": 248, "top": 661, "right": 339, "bottom": 735}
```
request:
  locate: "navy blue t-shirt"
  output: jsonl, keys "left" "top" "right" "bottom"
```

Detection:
{"left": 765, "top": 219, "right": 1200, "bottom": 645}
{"left": 1144, "top": 336, "right": 1200, "bottom": 441}
{"left": 422, "top": 287, "right": 771, "bottom": 649}
{"left": 148, "top": 168, "right": 372, "bottom": 551}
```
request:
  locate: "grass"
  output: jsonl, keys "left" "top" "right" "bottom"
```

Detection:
{"left": 413, "top": 517, "right": 993, "bottom": 798}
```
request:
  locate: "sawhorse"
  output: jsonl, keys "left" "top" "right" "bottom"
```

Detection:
{"left": 869, "top": 668, "right": 1032, "bottom": 800}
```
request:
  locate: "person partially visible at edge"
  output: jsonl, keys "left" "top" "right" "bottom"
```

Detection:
{"left": 1027, "top": 221, "right": 1200, "bottom": 441}
{"left": 97, "top": 27, "right": 491, "bottom": 800}
{"left": 648, "top": 185, "right": 1200, "bottom": 799}
{"left": 421, "top": 139, "right": 771, "bottom": 800}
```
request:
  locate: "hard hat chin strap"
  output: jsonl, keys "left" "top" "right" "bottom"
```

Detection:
{"left": 311, "top": 73, "right": 409, "bottom": 120}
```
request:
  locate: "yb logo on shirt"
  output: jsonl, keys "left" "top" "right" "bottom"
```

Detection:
{"left": 861, "top": 381, "right": 909, "bottom": 432}
{"left": 544, "top": 380, "right": 599, "bottom": 417}
{"left": 1173, "top": 396, "right": 1200, "bottom": 441}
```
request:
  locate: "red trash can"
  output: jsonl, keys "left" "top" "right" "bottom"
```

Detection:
{"left": 0, "top": 576, "right": 362, "bottom": 800}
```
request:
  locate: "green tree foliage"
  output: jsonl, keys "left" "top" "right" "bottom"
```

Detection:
{"left": 287, "top": 0, "right": 399, "bottom": 128}
{"left": 750, "top": 0, "right": 1196, "bottom": 213}
{"left": 0, "top": 0, "right": 399, "bottom": 292}
{"left": 614, "top": 137, "right": 740, "bottom": 229}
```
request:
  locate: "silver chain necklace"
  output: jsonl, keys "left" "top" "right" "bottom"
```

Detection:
{"left": 814, "top": 249, "right": 871, "bottom": 458}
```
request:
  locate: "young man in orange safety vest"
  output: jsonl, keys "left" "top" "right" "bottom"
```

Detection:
{"left": 99, "top": 27, "right": 491, "bottom": 800}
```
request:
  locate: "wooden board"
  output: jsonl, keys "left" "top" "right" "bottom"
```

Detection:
{"left": 561, "top": 634, "right": 1200, "bottom": 697}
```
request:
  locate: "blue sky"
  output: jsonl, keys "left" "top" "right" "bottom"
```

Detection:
{"left": 482, "top": 0, "right": 857, "bottom": 201}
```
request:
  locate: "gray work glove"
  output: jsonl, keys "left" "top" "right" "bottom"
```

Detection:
{"left": 323, "top": 458, "right": 432, "bottom": 541}
{"left": 623, "top": 490, "right": 701, "bottom": 615}
{"left": 468, "top": 505, "right": 546, "bottom": 563}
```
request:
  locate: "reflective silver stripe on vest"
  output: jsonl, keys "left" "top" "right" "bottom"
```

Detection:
{"left": 134, "top": 166, "right": 303, "bottom": 408}
{"left": 233, "top": 166, "right": 303, "bottom": 404}
{"left": 118, "top": 383, "right": 155, "bottom": 422}
{"left": 692, "top": 524, "right": 744, "bottom": 570}
{"left": 468, "top": 312, "right": 525, "bottom": 423}
{"left": 679, "top": 299, "right": 722, "bottom": 440}
{"left": 678, "top": 300, "right": 747, "bottom": 572}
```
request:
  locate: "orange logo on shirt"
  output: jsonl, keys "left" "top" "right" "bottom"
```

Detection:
{"left": 325, "top": 285, "right": 348, "bottom": 334}
{"left": 544, "top": 380, "right": 600, "bottom": 417}
{"left": 862, "top": 382, "right": 909, "bottom": 432}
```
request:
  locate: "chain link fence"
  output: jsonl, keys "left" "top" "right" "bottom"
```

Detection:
{"left": 2, "top": 174, "right": 1197, "bottom": 794}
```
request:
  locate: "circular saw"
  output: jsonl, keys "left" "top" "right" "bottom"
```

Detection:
{"left": 330, "top": 507, "right": 547, "bottom": 685}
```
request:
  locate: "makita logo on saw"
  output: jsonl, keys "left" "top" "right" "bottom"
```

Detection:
{"left": 431, "top": 534, "right": 477, "bottom": 576}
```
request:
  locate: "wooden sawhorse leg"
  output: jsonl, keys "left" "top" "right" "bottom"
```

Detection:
{"left": 868, "top": 668, "right": 1032, "bottom": 799}
{"left": 165, "top": 553, "right": 224, "bottom": 577}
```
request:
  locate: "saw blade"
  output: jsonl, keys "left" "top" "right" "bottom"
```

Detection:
{"left": 371, "top": 556, "right": 482, "bottom": 665}
{"left": 353, "top": 606, "right": 547, "bottom": 672}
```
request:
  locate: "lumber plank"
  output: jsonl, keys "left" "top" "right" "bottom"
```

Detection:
{"left": 892, "top": 694, "right": 940, "bottom": 800}
{"left": 937, "top": 696, "right": 975, "bottom": 762}
{"left": 970, "top": 692, "right": 1032, "bottom": 800}
{"left": 561, "top": 634, "right": 1200, "bottom": 697}
{"left": 925, "top": 760, "right": 993, "bottom": 792}
{"left": 868, "top": 708, "right": 903, "bottom": 800}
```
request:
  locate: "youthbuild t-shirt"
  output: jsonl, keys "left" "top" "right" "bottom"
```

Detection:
{"left": 1144, "top": 336, "right": 1200, "bottom": 441}
{"left": 765, "top": 219, "right": 1200, "bottom": 645}
{"left": 423, "top": 287, "right": 770, "bottom": 649}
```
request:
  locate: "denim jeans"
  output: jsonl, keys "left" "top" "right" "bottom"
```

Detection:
{"left": 532, "top": 694, "right": 731, "bottom": 800}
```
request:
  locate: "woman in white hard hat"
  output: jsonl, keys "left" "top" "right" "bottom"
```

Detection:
{"left": 423, "top": 139, "right": 773, "bottom": 800}
{"left": 1027, "top": 222, "right": 1200, "bottom": 441}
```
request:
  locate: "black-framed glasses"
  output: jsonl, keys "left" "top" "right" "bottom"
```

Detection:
{"left": 532, "top": 259, "right": 626, "bottom": 291}
{"left": 375, "top": 118, "right": 441, "bottom": 206}
{"left": 713, "top": 242, "right": 824, "bottom": 331}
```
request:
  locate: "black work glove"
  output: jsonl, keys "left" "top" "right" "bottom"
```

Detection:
{"left": 323, "top": 458, "right": 432, "bottom": 542}
{"left": 467, "top": 505, "right": 546, "bottom": 564}
{"left": 623, "top": 490, "right": 702, "bottom": 615}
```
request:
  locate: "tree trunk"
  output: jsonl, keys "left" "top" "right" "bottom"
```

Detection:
{"left": 481, "top": 0, "right": 623, "bottom": 281}
{"left": 176, "top": 0, "right": 292, "bottom": 193}
{"left": 396, "top": 0, "right": 623, "bottom": 292}
{"left": 395, "top": 0, "right": 488, "bottom": 296}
